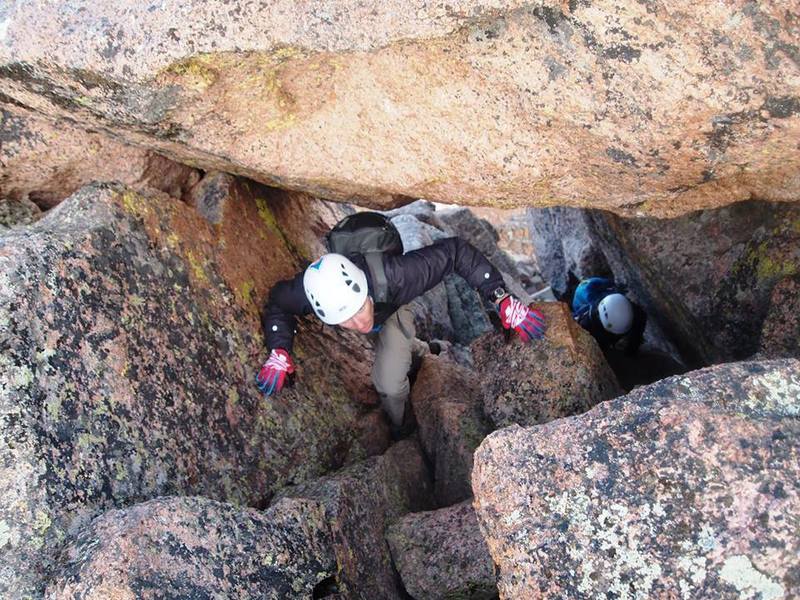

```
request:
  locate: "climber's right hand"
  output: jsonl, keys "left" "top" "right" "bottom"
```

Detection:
{"left": 255, "top": 349, "right": 295, "bottom": 396}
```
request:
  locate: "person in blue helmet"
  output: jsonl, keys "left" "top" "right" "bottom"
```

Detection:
{"left": 255, "top": 239, "right": 547, "bottom": 437}
{"left": 571, "top": 276, "right": 647, "bottom": 355}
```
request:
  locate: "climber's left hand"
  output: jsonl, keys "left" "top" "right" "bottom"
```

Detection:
{"left": 255, "top": 348, "right": 295, "bottom": 396}
{"left": 498, "top": 295, "right": 547, "bottom": 343}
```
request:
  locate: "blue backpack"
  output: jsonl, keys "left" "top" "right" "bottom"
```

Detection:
{"left": 571, "top": 277, "right": 620, "bottom": 319}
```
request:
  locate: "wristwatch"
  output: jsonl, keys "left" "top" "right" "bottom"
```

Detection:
{"left": 492, "top": 287, "right": 509, "bottom": 302}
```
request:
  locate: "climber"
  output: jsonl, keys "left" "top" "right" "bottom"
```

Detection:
{"left": 570, "top": 276, "right": 646, "bottom": 355}
{"left": 255, "top": 237, "right": 546, "bottom": 437}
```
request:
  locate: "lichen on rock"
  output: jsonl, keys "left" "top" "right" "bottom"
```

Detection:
{"left": 472, "top": 359, "right": 800, "bottom": 599}
{"left": 0, "top": 182, "right": 367, "bottom": 598}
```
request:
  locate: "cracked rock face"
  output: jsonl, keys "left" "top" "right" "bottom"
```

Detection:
{"left": 386, "top": 500, "right": 497, "bottom": 600}
{"left": 1, "top": 1, "right": 798, "bottom": 214}
{"left": 391, "top": 204, "right": 530, "bottom": 346}
{"left": 45, "top": 496, "right": 337, "bottom": 599}
{"left": 276, "top": 439, "right": 435, "bottom": 600}
{"left": 0, "top": 183, "right": 370, "bottom": 599}
{"left": 411, "top": 355, "right": 492, "bottom": 506}
{"left": 472, "top": 359, "right": 800, "bottom": 599}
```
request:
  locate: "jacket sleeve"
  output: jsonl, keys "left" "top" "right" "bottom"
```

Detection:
{"left": 385, "top": 237, "right": 505, "bottom": 307}
{"left": 624, "top": 303, "right": 647, "bottom": 355}
{"left": 575, "top": 305, "right": 593, "bottom": 330}
{"left": 261, "top": 271, "right": 312, "bottom": 352}
{"left": 587, "top": 303, "right": 615, "bottom": 350}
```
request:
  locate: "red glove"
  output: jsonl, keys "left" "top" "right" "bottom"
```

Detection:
{"left": 498, "top": 296, "right": 547, "bottom": 342}
{"left": 255, "top": 349, "right": 295, "bottom": 396}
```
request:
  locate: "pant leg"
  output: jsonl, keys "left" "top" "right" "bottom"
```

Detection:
{"left": 372, "top": 305, "right": 422, "bottom": 427}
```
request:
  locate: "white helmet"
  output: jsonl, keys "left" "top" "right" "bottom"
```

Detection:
{"left": 303, "top": 253, "right": 368, "bottom": 325}
{"left": 598, "top": 293, "right": 633, "bottom": 334}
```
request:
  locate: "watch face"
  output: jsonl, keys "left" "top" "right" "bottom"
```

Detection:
{"left": 493, "top": 287, "right": 507, "bottom": 300}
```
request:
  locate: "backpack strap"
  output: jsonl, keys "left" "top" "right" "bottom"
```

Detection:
{"left": 364, "top": 251, "right": 388, "bottom": 303}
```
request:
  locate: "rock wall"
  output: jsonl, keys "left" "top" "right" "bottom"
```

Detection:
{"left": 0, "top": 195, "right": 40, "bottom": 229}
{"left": 45, "top": 496, "right": 337, "bottom": 599}
{"left": 0, "top": 181, "right": 375, "bottom": 598}
{"left": 2, "top": 177, "right": 797, "bottom": 599}
{"left": 469, "top": 206, "right": 543, "bottom": 291}
{"left": 758, "top": 275, "right": 800, "bottom": 360}
{"left": 529, "top": 200, "right": 800, "bottom": 367}
{"left": 1, "top": 103, "right": 200, "bottom": 208}
{"left": 386, "top": 500, "right": 497, "bottom": 600}
{"left": 276, "top": 439, "right": 435, "bottom": 599}
{"left": 473, "top": 359, "right": 800, "bottom": 599}
{"left": 472, "top": 302, "right": 621, "bottom": 429}
{"left": 528, "top": 206, "right": 612, "bottom": 296}
{"left": 0, "top": 4, "right": 798, "bottom": 597}
{"left": 387, "top": 201, "right": 533, "bottom": 346}
{"left": 1, "top": 1, "right": 798, "bottom": 214}
{"left": 411, "top": 356, "right": 492, "bottom": 506}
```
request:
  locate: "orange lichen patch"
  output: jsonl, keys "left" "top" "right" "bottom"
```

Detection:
{"left": 112, "top": 182, "right": 314, "bottom": 328}
{"left": 145, "top": 177, "right": 311, "bottom": 325}
{"left": 116, "top": 188, "right": 237, "bottom": 313}
{"left": 211, "top": 183, "right": 300, "bottom": 316}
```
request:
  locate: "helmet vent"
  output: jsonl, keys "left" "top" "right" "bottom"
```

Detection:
{"left": 352, "top": 283, "right": 361, "bottom": 293}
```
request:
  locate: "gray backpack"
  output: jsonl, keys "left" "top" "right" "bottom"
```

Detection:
{"left": 326, "top": 212, "right": 404, "bottom": 303}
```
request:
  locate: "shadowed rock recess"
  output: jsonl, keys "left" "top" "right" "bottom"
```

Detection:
{"left": 530, "top": 200, "right": 800, "bottom": 368}
{"left": 1, "top": 1, "right": 798, "bottom": 214}
{"left": 0, "top": 103, "right": 200, "bottom": 210}
{"left": 276, "top": 439, "right": 435, "bottom": 600}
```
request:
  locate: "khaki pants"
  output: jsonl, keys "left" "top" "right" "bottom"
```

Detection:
{"left": 371, "top": 305, "right": 428, "bottom": 427}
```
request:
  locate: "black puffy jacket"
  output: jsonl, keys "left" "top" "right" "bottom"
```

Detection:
{"left": 262, "top": 237, "right": 505, "bottom": 351}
